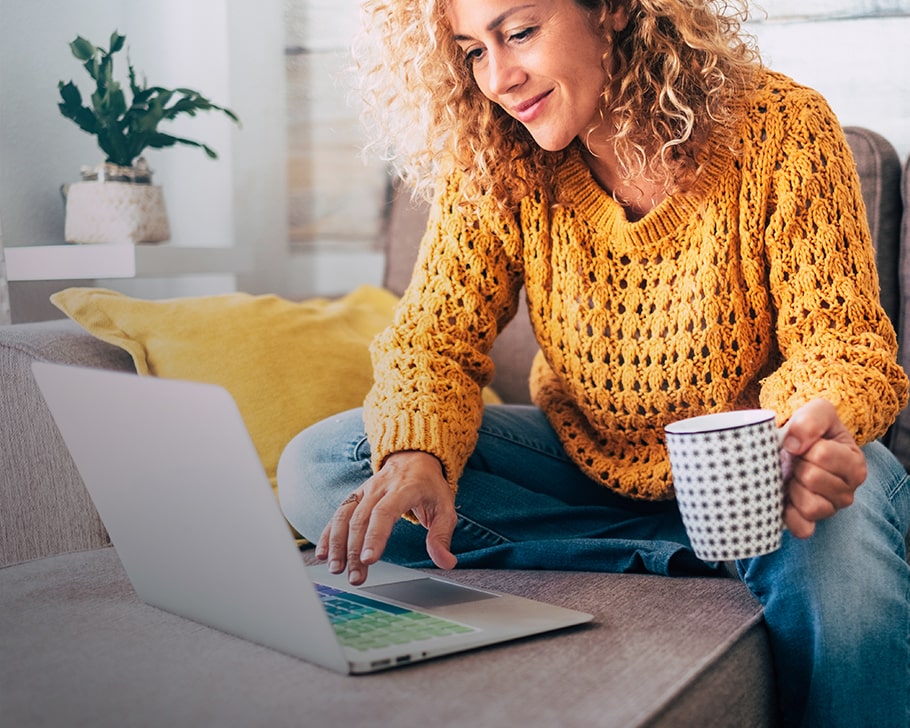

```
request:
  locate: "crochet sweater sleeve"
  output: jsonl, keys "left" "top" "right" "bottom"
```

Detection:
{"left": 752, "top": 84, "right": 908, "bottom": 438}
{"left": 363, "top": 175, "right": 526, "bottom": 489}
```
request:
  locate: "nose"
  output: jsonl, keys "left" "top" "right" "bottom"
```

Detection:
{"left": 486, "top": 47, "right": 524, "bottom": 96}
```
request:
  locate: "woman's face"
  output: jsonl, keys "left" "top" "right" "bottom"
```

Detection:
{"left": 447, "top": 0, "right": 628, "bottom": 151}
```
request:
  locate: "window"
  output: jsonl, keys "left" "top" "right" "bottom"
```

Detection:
{"left": 285, "top": 0, "right": 388, "bottom": 253}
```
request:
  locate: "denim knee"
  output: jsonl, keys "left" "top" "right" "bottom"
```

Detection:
{"left": 741, "top": 441, "right": 908, "bottom": 608}
{"left": 276, "top": 408, "right": 371, "bottom": 542}
{"left": 737, "top": 440, "right": 910, "bottom": 727}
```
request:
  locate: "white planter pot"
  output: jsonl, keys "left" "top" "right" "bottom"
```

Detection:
{"left": 63, "top": 161, "right": 170, "bottom": 244}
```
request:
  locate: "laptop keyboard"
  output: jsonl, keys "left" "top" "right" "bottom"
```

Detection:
{"left": 316, "top": 583, "right": 477, "bottom": 652}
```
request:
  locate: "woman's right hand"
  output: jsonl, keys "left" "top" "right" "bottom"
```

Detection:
{"left": 315, "top": 450, "right": 458, "bottom": 585}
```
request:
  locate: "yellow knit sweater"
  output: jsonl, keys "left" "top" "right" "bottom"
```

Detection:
{"left": 364, "top": 70, "right": 908, "bottom": 500}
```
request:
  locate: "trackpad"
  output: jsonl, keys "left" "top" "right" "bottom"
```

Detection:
{"left": 362, "top": 578, "right": 498, "bottom": 609}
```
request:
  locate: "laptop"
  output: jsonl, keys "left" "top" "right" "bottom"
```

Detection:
{"left": 32, "top": 362, "right": 592, "bottom": 674}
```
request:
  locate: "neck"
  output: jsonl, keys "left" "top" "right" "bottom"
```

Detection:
{"left": 579, "top": 141, "right": 669, "bottom": 221}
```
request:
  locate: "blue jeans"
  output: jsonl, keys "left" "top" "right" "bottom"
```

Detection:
{"left": 277, "top": 405, "right": 910, "bottom": 727}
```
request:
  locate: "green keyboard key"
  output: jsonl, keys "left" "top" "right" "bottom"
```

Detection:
{"left": 316, "top": 582, "right": 479, "bottom": 652}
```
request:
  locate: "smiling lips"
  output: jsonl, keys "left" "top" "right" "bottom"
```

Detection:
{"left": 511, "top": 90, "right": 552, "bottom": 123}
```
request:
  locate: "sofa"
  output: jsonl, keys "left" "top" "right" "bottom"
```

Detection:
{"left": 1, "top": 126, "right": 908, "bottom": 727}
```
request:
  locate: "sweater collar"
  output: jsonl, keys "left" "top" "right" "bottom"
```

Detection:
{"left": 554, "top": 144, "right": 733, "bottom": 250}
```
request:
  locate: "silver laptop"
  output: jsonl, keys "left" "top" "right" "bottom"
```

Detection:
{"left": 32, "top": 362, "right": 592, "bottom": 674}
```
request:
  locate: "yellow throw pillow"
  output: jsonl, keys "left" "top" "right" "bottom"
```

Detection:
{"left": 51, "top": 285, "right": 502, "bottom": 511}
{"left": 51, "top": 285, "right": 400, "bottom": 501}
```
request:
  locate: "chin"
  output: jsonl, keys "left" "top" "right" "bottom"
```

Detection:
{"left": 530, "top": 135, "right": 575, "bottom": 152}
{"left": 524, "top": 124, "right": 578, "bottom": 152}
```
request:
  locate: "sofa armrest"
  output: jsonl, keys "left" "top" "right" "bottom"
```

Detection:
{"left": 843, "top": 127, "right": 903, "bottom": 333}
{"left": 0, "top": 319, "right": 135, "bottom": 567}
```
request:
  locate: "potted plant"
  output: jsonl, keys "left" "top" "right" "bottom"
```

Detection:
{"left": 57, "top": 31, "right": 240, "bottom": 244}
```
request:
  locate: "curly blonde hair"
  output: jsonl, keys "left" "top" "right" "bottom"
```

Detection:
{"left": 352, "top": 0, "right": 761, "bottom": 210}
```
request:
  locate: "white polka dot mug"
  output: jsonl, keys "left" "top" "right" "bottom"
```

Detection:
{"left": 665, "top": 409, "right": 786, "bottom": 562}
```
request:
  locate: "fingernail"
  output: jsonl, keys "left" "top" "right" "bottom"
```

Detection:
{"left": 361, "top": 548, "right": 374, "bottom": 562}
{"left": 328, "top": 560, "right": 342, "bottom": 573}
{"left": 348, "top": 570, "right": 362, "bottom": 584}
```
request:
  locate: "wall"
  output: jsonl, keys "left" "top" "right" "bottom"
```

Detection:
{"left": 746, "top": 1, "right": 910, "bottom": 160}
{"left": 0, "top": 0, "right": 287, "bottom": 320}
{"left": 1, "top": 0, "right": 121, "bottom": 246}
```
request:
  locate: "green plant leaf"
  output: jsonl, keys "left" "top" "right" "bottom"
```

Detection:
{"left": 57, "top": 81, "right": 103, "bottom": 136}
{"left": 128, "top": 62, "right": 145, "bottom": 99}
{"left": 109, "top": 32, "right": 126, "bottom": 54}
{"left": 154, "top": 89, "right": 175, "bottom": 112}
{"left": 82, "top": 58, "right": 99, "bottom": 82}
{"left": 70, "top": 36, "right": 96, "bottom": 62}
{"left": 108, "top": 88, "right": 128, "bottom": 118}
{"left": 149, "top": 87, "right": 242, "bottom": 126}
{"left": 58, "top": 80, "right": 84, "bottom": 108}
{"left": 143, "top": 132, "right": 180, "bottom": 151}
{"left": 58, "top": 31, "right": 240, "bottom": 166}
{"left": 145, "top": 132, "right": 220, "bottom": 159}
{"left": 131, "top": 88, "right": 154, "bottom": 105}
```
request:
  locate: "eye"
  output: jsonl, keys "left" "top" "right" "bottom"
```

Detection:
{"left": 461, "top": 45, "right": 486, "bottom": 67}
{"left": 508, "top": 26, "right": 536, "bottom": 43}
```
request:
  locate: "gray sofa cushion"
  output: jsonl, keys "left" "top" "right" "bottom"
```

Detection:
{"left": 890, "top": 152, "right": 910, "bottom": 469}
{"left": 0, "top": 547, "right": 774, "bottom": 728}
{"left": 0, "top": 320, "right": 133, "bottom": 566}
{"left": 843, "top": 127, "right": 903, "bottom": 332}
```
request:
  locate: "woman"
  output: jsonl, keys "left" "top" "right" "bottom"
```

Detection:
{"left": 278, "top": 1, "right": 910, "bottom": 725}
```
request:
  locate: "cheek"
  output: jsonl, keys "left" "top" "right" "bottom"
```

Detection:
{"left": 471, "top": 70, "right": 496, "bottom": 103}
{"left": 580, "top": 65, "right": 608, "bottom": 106}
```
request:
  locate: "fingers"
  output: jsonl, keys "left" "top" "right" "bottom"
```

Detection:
{"left": 426, "top": 519, "right": 458, "bottom": 570}
{"left": 320, "top": 487, "right": 394, "bottom": 585}
{"left": 315, "top": 451, "right": 457, "bottom": 585}
{"left": 781, "top": 400, "right": 867, "bottom": 538}
{"left": 358, "top": 495, "right": 411, "bottom": 565}
{"left": 783, "top": 479, "right": 833, "bottom": 539}
{"left": 783, "top": 499, "right": 816, "bottom": 539}
{"left": 784, "top": 461, "right": 851, "bottom": 540}
{"left": 782, "top": 401, "right": 867, "bottom": 485}
{"left": 789, "top": 438, "right": 861, "bottom": 506}
{"left": 316, "top": 490, "right": 365, "bottom": 576}
{"left": 780, "top": 399, "right": 841, "bottom": 455}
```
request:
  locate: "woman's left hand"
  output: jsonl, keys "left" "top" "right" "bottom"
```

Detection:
{"left": 779, "top": 399, "right": 867, "bottom": 538}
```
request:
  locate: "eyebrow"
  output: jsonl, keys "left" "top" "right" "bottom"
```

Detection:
{"left": 452, "top": 5, "right": 537, "bottom": 42}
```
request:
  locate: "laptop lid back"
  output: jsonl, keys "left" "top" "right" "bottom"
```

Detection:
{"left": 32, "top": 362, "right": 348, "bottom": 673}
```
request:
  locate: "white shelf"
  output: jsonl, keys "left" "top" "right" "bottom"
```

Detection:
{"left": 5, "top": 244, "right": 253, "bottom": 282}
